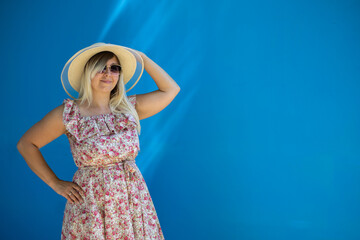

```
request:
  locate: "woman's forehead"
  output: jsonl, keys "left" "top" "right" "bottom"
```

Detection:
{"left": 107, "top": 56, "right": 120, "bottom": 64}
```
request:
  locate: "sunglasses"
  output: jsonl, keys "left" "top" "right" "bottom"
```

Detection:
{"left": 98, "top": 64, "right": 122, "bottom": 74}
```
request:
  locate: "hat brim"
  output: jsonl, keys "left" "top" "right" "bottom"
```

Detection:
{"left": 61, "top": 43, "right": 144, "bottom": 99}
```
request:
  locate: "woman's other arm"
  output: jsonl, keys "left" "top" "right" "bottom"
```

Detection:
{"left": 16, "top": 103, "right": 85, "bottom": 204}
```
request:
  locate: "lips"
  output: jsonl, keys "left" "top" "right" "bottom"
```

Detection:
{"left": 101, "top": 80, "right": 112, "bottom": 83}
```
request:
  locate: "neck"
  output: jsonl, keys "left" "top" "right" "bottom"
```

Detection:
{"left": 90, "top": 92, "right": 111, "bottom": 110}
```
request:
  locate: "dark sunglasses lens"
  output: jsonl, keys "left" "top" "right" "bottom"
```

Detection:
{"left": 111, "top": 65, "right": 121, "bottom": 73}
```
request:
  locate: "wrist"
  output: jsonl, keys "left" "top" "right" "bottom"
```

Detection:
{"left": 48, "top": 177, "right": 60, "bottom": 189}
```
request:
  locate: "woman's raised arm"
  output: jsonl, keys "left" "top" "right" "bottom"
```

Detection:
{"left": 132, "top": 51, "right": 180, "bottom": 120}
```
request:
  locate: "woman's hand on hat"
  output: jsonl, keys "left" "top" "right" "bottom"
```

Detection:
{"left": 52, "top": 179, "right": 86, "bottom": 204}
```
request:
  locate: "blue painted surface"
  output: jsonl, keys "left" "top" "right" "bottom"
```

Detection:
{"left": 2, "top": 0, "right": 360, "bottom": 239}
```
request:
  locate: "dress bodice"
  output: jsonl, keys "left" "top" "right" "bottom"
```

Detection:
{"left": 62, "top": 95, "right": 140, "bottom": 167}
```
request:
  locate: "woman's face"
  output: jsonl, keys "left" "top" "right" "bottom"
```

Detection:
{"left": 91, "top": 56, "right": 120, "bottom": 95}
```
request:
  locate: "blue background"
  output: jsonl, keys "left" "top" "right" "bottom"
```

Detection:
{"left": 2, "top": 0, "right": 360, "bottom": 239}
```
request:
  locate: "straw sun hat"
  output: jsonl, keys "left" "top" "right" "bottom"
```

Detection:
{"left": 61, "top": 42, "right": 144, "bottom": 99}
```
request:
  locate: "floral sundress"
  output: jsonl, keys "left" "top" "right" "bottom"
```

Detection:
{"left": 61, "top": 94, "right": 165, "bottom": 240}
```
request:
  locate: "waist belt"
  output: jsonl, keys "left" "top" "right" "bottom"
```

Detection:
{"left": 78, "top": 159, "right": 138, "bottom": 181}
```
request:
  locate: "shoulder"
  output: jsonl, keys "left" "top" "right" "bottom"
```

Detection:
{"left": 45, "top": 100, "right": 68, "bottom": 125}
{"left": 36, "top": 101, "right": 67, "bottom": 135}
{"left": 18, "top": 101, "right": 68, "bottom": 149}
{"left": 49, "top": 101, "right": 66, "bottom": 118}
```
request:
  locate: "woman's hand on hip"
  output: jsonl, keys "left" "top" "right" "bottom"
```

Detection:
{"left": 52, "top": 179, "right": 86, "bottom": 204}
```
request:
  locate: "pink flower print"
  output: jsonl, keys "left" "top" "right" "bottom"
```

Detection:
{"left": 83, "top": 153, "right": 92, "bottom": 160}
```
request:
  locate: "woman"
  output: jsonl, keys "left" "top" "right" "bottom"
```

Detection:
{"left": 17, "top": 43, "right": 180, "bottom": 239}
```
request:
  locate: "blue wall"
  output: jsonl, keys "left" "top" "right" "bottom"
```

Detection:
{"left": 2, "top": 0, "right": 360, "bottom": 239}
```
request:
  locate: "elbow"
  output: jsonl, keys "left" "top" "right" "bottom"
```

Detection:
{"left": 174, "top": 85, "right": 180, "bottom": 93}
{"left": 16, "top": 140, "right": 24, "bottom": 153}
{"left": 16, "top": 138, "right": 33, "bottom": 153}
{"left": 16, "top": 138, "right": 27, "bottom": 152}
{"left": 166, "top": 86, "right": 180, "bottom": 95}
{"left": 171, "top": 87, "right": 180, "bottom": 97}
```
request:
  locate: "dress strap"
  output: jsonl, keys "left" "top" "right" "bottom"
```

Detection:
{"left": 62, "top": 98, "right": 84, "bottom": 139}
{"left": 128, "top": 94, "right": 136, "bottom": 107}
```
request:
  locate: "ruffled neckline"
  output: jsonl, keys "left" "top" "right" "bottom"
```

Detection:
{"left": 72, "top": 100, "right": 115, "bottom": 119}
{"left": 63, "top": 98, "right": 137, "bottom": 142}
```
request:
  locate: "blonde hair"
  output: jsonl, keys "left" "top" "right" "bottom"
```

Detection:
{"left": 76, "top": 51, "right": 141, "bottom": 135}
